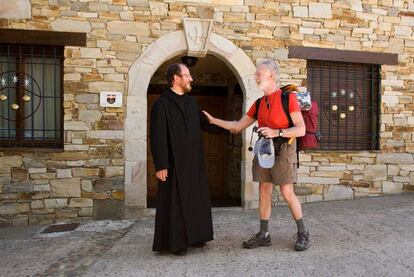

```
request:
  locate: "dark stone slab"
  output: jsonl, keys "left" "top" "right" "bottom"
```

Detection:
{"left": 11, "top": 167, "right": 29, "bottom": 182}
{"left": 3, "top": 181, "right": 33, "bottom": 193}
{"left": 93, "top": 177, "right": 124, "bottom": 192}
{"left": 93, "top": 200, "right": 124, "bottom": 220}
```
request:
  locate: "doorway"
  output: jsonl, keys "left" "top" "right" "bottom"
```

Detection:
{"left": 146, "top": 81, "right": 242, "bottom": 208}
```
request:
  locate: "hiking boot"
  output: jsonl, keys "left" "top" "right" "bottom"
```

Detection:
{"left": 242, "top": 232, "right": 272, "bottom": 249}
{"left": 295, "top": 230, "right": 310, "bottom": 251}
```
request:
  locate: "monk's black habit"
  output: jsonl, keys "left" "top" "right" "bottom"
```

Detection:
{"left": 150, "top": 88, "right": 226, "bottom": 252}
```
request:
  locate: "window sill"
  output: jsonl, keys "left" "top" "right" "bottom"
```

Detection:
{"left": 0, "top": 147, "right": 64, "bottom": 153}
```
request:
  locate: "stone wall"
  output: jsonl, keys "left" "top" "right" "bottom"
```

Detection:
{"left": 0, "top": 0, "right": 413, "bottom": 226}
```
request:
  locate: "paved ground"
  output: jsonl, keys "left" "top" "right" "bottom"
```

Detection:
{"left": 1, "top": 194, "right": 414, "bottom": 277}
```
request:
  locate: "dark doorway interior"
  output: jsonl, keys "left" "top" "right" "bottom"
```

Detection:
{"left": 147, "top": 84, "right": 242, "bottom": 208}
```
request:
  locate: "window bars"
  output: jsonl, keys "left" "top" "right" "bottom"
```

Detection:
{"left": 307, "top": 60, "right": 380, "bottom": 151}
{"left": 0, "top": 44, "right": 64, "bottom": 148}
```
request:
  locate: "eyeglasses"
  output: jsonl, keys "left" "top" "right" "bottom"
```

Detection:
{"left": 178, "top": 73, "right": 192, "bottom": 78}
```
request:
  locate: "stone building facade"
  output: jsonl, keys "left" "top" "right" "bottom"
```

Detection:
{"left": 0, "top": 0, "right": 413, "bottom": 227}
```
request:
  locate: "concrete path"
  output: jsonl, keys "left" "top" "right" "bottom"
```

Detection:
{"left": 1, "top": 194, "right": 414, "bottom": 277}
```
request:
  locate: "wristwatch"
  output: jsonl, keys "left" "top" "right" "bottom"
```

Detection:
{"left": 278, "top": 129, "right": 284, "bottom": 137}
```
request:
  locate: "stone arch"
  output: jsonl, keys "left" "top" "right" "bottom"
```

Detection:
{"left": 125, "top": 30, "right": 261, "bottom": 217}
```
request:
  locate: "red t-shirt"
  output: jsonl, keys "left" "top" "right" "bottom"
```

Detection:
{"left": 246, "top": 89, "right": 300, "bottom": 129}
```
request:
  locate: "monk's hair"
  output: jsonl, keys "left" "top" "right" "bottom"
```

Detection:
{"left": 257, "top": 59, "right": 281, "bottom": 87}
{"left": 166, "top": 63, "right": 184, "bottom": 86}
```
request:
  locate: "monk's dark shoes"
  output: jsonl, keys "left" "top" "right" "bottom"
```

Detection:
{"left": 173, "top": 248, "right": 187, "bottom": 256}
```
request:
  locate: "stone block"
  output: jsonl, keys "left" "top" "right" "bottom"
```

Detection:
{"left": 363, "top": 165, "right": 387, "bottom": 181}
{"left": 86, "top": 130, "right": 124, "bottom": 139}
{"left": 0, "top": 203, "right": 30, "bottom": 215}
{"left": 51, "top": 152, "right": 89, "bottom": 161}
{"left": 293, "top": 6, "right": 308, "bottom": 17}
{"left": 111, "top": 191, "right": 125, "bottom": 200}
{"left": 12, "top": 215, "right": 28, "bottom": 226}
{"left": 78, "top": 110, "right": 102, "bottom": 123}
{"left": 28, "top": 168, "right": 47, "bottom": 174}
{"left": 93, "top": 177, "right": 124, "bottom": 192}
{"left": 29, "top": 214, "right": 55, "bottom": 225}
{"left": 0, "top": 0, "right": 31, "bottom": 19}
{"left": 89, "top": 81, "right": 124, "bottom": 93}
{"left": 298, "top": 176, "right": 340, "bottom": 185}
{"left": 306, "top": 194, "right": 323, "bottom": 203}
{"left": 31, "top": 200, "right": 44, "bottom": 209}
{"left": 45, "top": 199, "right": 68, "bottom": 209}
{"left": 89, "top": 1, "right": 108, "bottom": 12}
{"left": 3, "top": 181, "right": 33, "bottom": 193}
{"left": 50, "top": 178, "right": 81, "bottom": 198}
{"left": 69, "top": 198, "right": 93, "bottom": 208}
{"left": 72, "top": 168, "right": 103, "bottom": 178}
{"left": 55, "top": 208, "right": 78, "bottom": 219}
{"left": 105, "top": 166, "right": 124, "bottom": 177}
{"left": 395, "top": 26, "right": 412, "bottom": 37}
{"left": 149, "top": 1, "right": 168, "bottom": 16}
{"left": 377, "top": 153, "right": 413, "bottom": 165}
{"left": 11, "top": 168, "right": 28, "bottom": 182}
{"left": 127, "top": 0, "right": 149, "bottom": 7}
{"left": 64, "top": 121, "right": 90, "bottom": 131}
{"left": 324, "top": 185, "right": 354, "bottom": 201}
{"left": 79, "top": 207, "right": 93, "bottom": 217}
{"left": 80, "top": 48, "right": 102, "bottom": 59}
{"left": 51, "top": 19, "right": 91, "bottom": 33}
{"left": 56, "top": 169, "right": 72, "bottom": 179}
{"left": 34, "top": 184, "right": 51, "bottom": 192}
{"left": 294, "top": 186, "right": 312, "bottom": 196}
{"left": 75, "top": 94, "right": 99, "bottom": 104}
{"left": 0, "top": 156, "right": 22, "bottom": 174}
{"left": 107, "top": 21, "right": 150, "bottom": 37}
{"left": 93, "top": 200, "right": 124, "bottom": 220}
{"left": 309, "top": 3, "right": 332, "bottom": 19}
{"left": 383, "top": 181, "right": 403, "bottom": 194}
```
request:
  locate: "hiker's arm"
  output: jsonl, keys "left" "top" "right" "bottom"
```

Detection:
{"left": 202, "top": 111, "right": 255, "bottom": 133}
{"left": 257, "top": 111, "right": 305, "bottom": 139}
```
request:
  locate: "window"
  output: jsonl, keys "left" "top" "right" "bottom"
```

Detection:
{"left": 307, "top": 60, "right": 380, "bottom": 151}
{"left": 0, "top": 44, "right": 63, "bottom": 148}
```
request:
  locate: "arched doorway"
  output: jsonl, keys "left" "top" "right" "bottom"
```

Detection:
{"left": 146, "top": 55, "right": 243, "bottom": 207}
{"left": 125, "top": 31, "right": 262, "bottom": 218}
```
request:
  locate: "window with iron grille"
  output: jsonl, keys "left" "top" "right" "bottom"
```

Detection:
{"left": 0, "top": 44, "right": 63, "bottom": 148}
{"left": 307, "top": 60, "right": 380, "bottom": 151}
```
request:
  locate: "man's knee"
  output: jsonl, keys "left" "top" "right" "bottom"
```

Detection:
{"left": 280, "top": 184, "right": 296, "bottom": 201}
{"left": 259, "top": 183, "right": 273, "bottom": 195}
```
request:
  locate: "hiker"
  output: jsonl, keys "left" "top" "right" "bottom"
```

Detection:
{"left": 203, "top": 59, "right": 310, "bottom": 251}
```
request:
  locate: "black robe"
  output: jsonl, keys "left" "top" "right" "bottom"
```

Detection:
{"left": 150, "top": 88, "right": 226, "bottom": 252}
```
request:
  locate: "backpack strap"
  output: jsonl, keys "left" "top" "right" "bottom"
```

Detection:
{"left": 253, "top": 97, "right": 262, "bottom": 119}
{"left": 281, "top": 86, "right": 299, "bottom": 168}
{"left": 281, "top": 89, "right": 294, "bottom": 128}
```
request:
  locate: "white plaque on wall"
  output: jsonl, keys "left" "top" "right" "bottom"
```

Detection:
{"left": 100, "top": 91, "right": 122, "bottom": 107}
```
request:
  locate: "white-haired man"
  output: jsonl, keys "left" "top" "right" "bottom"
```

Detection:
{"left": 203, "top": 59, "right": 310, "bottom": 251}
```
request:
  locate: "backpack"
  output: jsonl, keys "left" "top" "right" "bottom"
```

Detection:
{"left": 252, "top": 85, "right": 320, "bottom": 164}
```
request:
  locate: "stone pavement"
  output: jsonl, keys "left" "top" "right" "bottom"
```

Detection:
{"left": 1, "top": 194, "right": 414, "bottom": 277}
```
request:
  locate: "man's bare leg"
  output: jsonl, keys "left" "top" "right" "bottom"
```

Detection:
{"left": 280, "top": 183, "right": 310, "bottom": 251}
{"left": 242, "top": 182, "right": 273, "bottom": 249}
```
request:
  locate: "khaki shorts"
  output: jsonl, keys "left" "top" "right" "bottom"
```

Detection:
{"left": 252, "top": 140, "right": 298, "bottom": 185}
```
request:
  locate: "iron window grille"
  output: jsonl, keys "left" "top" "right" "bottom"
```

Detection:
{"left": 0, "top": 44, "right": 64, "bottom": 148}
{"left": 307, "top": 60, "right": 380, "bottom": 151}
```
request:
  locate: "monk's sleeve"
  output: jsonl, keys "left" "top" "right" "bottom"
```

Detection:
{"left": 199, "top": 109, "right": 229, "bottom": 135}
{"left": 150, "top": 101, "right": 169, "bottom": 171}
